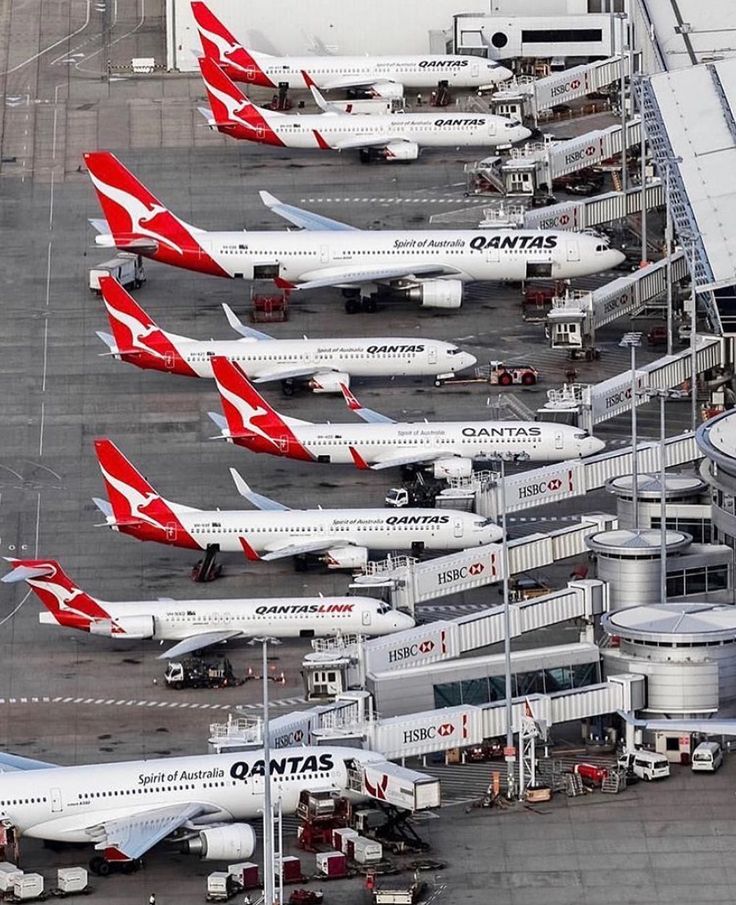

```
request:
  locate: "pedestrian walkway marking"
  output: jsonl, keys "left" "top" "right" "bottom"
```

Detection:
{"left": 0, "top": 695, "right": 307, "bottom": 710}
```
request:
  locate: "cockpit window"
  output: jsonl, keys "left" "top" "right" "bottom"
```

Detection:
{"left": 448, "top": 348, "right": 463, "bottom": 355}
{"left": 505, "top": 120, "right": 522, "bottom": 128}
{"left": 574, "top": 431, "right": 588, "bottom": 440}
{"left": 595, "top": 243, "right": 609, "bottom": 252}
{"left": 477, "top": 518, "right": 497, "bottom": 528}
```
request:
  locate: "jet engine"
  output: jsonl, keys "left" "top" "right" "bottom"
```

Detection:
{"left": 433, "top": 457, "right": 473, "bottom": 479}
{"left": 368, "top": 81, "right": 404, "bottom": 100}
{"left": 308, "top": 371, "right": 351, "bottom": 393}
{"left": 186, "top": 824, "right": 256, "bottom": 861}
{"left": 323, "top": 546, "right": 369, "bottom": 570}
{"left": 382, "top": 140, "right": 419, "bottom": 161}
{"left": 406, "top": 280, "right": 463, "bottom": 309}
{"left": 88, "top": 615, "right": 155, "bottom": 639}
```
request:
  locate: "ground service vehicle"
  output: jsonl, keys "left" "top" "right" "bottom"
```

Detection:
{"left": 691, "top": 741, "right": 724, "bottom": 772}
{"left": 617, "top": 750, "right": 670, "bottom": 781}
{"left": 89, "top": 254, "right": 145, "bottom": 293}
{"left": 164, "top": 656, "right": 244, "bottom": 689}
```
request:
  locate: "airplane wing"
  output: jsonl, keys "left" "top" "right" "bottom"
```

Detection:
{"left": 222, "top": 303, "right": 271, "bottom": 341}
{"left": 0, "top": 752, "right": 59, "bottom": 773}
{"left": 331, "top": 135, "right": 411, "bottom": 151}
{"left": 88, "top": 801, "right": 207, "bottom": 861}
{"left": 285, "top": 263, "right": 460, "bottom": 292}
{"left": 319, "top": 75, "right": 400, "bottom": 92}
{"left": 261, "top": 537, "right": 349, "bottom": 561}
{"left": 158, "top": 630, "right": 243, "bottom": 660}
{"left": 350, "top": 447, "right": 458, "bottom": 471}
{"left": 229, "top": 469, "right": 290, "bottom": 511}
{"left": 259, "top": 191, "right": 359, "bottom": 232}
{"left": 340, "top": 384, "right": 394, "bottom": 424}
{"left": 250, "top": 364, "right": 330, "bottom": 384}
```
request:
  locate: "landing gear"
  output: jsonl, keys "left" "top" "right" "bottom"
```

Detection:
{"left": 343, "top": 288, "right": 362, "bottom": 314}
{"left": 89, "top": 855, "right": 141, "bottom": 876}
{"left": 294, "top": 554, "right": 309, "bottom": 572}
{"left": 281, "top": 378, "right": 296, "bottom": 396}
{"left": 191, "top": 544, "right": 221, "bottom": 582}
{"left": 359, "top": 148, "right": 371, "bottom": 164}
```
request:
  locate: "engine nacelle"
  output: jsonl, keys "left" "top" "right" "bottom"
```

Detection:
{"left": 186, "top": 824, "right": 256, "bottom": 861}
{"left": 369, "top": 81, "right": 404, "bottom": 100}
{"left": 433, "top": 457, "right": 473, "bottom": 479}
{"left": 308, "top": 371, "right": 350, "bottom": 393}
{"left": 383, "top": 140, "right": 419, "bottom": 161}
{"left": 323, "top": 546, "right": 369, "bottom": 570}
{"left": 89, "top": 615, "right": 155, "bottom": 639}
{"left": 406, "top": 279, "right": 463, "bottom": 309}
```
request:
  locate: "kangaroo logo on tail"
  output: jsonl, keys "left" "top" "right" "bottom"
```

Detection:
{"left": 93, "top": 439, "right": 200, "bottom": 548}
{"left": 211, "top": 357, "right": 313, "bottom": 461}
{"left": 84, "top": 152, "right": 229, "bottom": 277}
{"left": 198, "top": 57, "right": 284, "bottom": 146}
{"left": 99, "top": 276, "right": 197, "bottom": 376}
{"left": 192, "top": 1, "right": 275, "bottom": 87}
{"left": 3, "top": 560, "right": 110, "bottom": 629}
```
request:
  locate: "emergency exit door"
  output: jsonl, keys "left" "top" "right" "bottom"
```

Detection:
{"left": 51, "top": 788, "right": 63, "bottom": 812}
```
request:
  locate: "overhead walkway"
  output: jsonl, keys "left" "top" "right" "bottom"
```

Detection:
{"left": 524, "top": 181, "right": 665, "bottom": 231}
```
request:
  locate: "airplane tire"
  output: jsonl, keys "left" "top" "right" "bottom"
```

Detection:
{"left": 362, "top": 297, "right": 378, "bottom": 313}
{"left": 345, "top": 298, "right": 361, "bottom": 314}
{"left": 281, "top": 379, "right": 295, "bottom": 396}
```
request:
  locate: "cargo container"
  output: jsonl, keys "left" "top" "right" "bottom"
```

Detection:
{"left": 316, "top": 851, "right": 347, "bottom": 878}
{"left": 207, "top": 871, "right": 240, "bottom": 902}
{"left": 0, "top": 864, "right": 23, "bottom": 892}
{"left": 13, "top": 873, "right": 44, "bottom": 901}
{"left": 361, "top": 762, "right": 441, "bottom": 811}
{"left": 88, "top": 254, "right": 145, "bottom": 293}
{"left": 353, "top": 837, "right": 383, "bottom": 864}
{"left": 56, "top": 866, "right": 88, "bottom": 894}
{"left": 274, "top": 855, "right": 303, "bottom": 883}
{"left": 332, "top": 827, "right": 359, "bottom": 854}
{"left": 228, "top": 861, "right": 259, "bottom": 889}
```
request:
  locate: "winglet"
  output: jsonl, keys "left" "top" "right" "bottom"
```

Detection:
{"left": 229, "top": 467, "right": 253, "bottom": 500}
{"left": 348, "top": 446, "right": 370, "bottom": 471}
{"left": 340, "top": 383, "right": 362, "bottom": 411}
{"left": 228, "top": 469, "right": 290, "bottom": 511}
{"left": 222, "top": 303, "right": 271, "bottom": 340}
{"left": 259, "top": 190, "right": 280, "bottom": 209}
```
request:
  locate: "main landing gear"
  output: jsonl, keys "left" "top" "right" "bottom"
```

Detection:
{"left": 342, "top": 288, "right": 378, "bottom": 314}
{"left": 191, "top": 544, "right": 222, "bottom": 582}
{"left": 89, "top": 855, "right": 142, "bottom": 876}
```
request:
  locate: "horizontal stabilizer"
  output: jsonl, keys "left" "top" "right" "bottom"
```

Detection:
{"left": 96, "top": 330, "right": 116, "bottom": 352}
{"left": 89, "top": 218, "right": 110, "bottom": 234}
{"left": 2, "top": 563, "right": 55, "bottom": 584}
{"left": 92, "top": 497, "right": 113, "bottom": 518}
{"left": 207, "top": 411, "right": 228, "bottom": 435}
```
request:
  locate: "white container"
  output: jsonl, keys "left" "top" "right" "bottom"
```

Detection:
{"left": 206, "top": 871, "right": 232, "bottom": 897}
{"left": 13, "top": 873, "right": 44, "bottom": 901}
{"left": 353, "top": 836, "right": 383, "bottom": 864}
{"left": 332, "top": 826, "right": 358, "bottom": 853}
{"left": 57, "top": 867, "right": 88, "bottom": 894}
{"left": 0, "top": 864, "right": 23, "bottom": 892}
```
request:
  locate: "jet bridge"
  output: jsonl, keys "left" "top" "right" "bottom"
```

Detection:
{"left": 546, "top": 251, "right": 689, "bottom": 355}
{"left": 523, "top": 181, "right": 666, "bottom": 231}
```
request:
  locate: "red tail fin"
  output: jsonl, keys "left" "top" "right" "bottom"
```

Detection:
{"left": 99, "top": 276, "right": 197, "bottom": 376}
{"left": 191, "top": 1, "right": 275, "bottom": 87}
{"left": 83, "top": 152, "right": 229, "bottom": 277}
{"left": 4, "top": 560, "right": 109, "bottom": 629}
{"left": 198, "top": 57, "right": 283, "bottom": 146}
{"left": 93, "top": 439, "right": 200, "bottom": 548}
{"left": 211, "top": 357, "right": 313, "bottom": 461}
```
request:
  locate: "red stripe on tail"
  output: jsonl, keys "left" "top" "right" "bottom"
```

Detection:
{"left": 191, "top": 1, "right": 275, "bottom": 87}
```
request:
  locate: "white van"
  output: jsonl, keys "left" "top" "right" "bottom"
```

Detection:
{"left": 691, "top": 741, "right": 724, "bottom": 773}
{"left": 618, "top": 749, "right": 671, "bottom": 781}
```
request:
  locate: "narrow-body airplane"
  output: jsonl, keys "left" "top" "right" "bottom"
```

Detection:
{"left": 209, "top": 357, "right": 606, "bottom": 478}
{"left": 192, "top": 1, "right": 512, "bottom": 97}
{"left": 96, "top": 276, "right": 476, "bottom": 391}
{"left": 198, "top": 56, "right": 531, "bottom": 161}
{"left": 0, "top": 745, "right": 388, "bottom": 875}
{"left": 92, "top": 439, "right": 502, "bottom": 570}
{"left": 84, "top": 152, "right": 625, "bottom": 312}
{"left": 3, "top": 559, "right": 414, "bottom": 659}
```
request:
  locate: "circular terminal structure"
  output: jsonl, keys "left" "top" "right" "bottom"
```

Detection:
{"left": 606, "top": 473, "right": 707, "bottom": 502}
{"left": 602, "top": 601, "right": 736, "bottom": 646}
{"left": 697, "top": 409, "right": 736, "bottom": 476}
{"left": 696, "top": 410, "right": 736, "bottom": 541}
{"left": 586, "top": 528, "right": 691, "bottom": 557}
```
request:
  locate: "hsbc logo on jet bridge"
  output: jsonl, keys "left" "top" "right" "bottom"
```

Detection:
{"left": 401, "top": 712, "right": 472, "bottom": 747}
{"left": 550, "top": 77, "right": 583, "bottom": 99}
{"left": 387, "top": 629, "right": 449, "bottom": 665}
{"left": 437, "top": 559, "right": 487, "bottom": 587}
{"left": 517, "top": 469, "right": 576, "bottom": 501}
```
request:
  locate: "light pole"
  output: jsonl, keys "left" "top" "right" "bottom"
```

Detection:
{"left": 645, "top": 387, "right": 683, "bottom": 604}
{"left": 250, "top": 636, "right": 281, "bottom": 905}
{"left": 689, "top": 240, "right": 698, "bottom": 431}
{"left": 659, "top": 155, "right": 682, "bottom": 357}
{"left": 495, "top": 450, "right": 530, "bottom": 800}
{"left": 618, "top": 13, "right": 628, "bottom": 198}
{"left": 619, "top": 333, "right": 643, "bottom": 530}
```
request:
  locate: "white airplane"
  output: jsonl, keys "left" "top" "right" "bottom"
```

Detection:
{"left": 192, "top": 0, "right": 512, "bottom": 97}
{"left": 96, "top": 275, "right": 477, "bottom": 392}
{"left": 197, "top": 56, "right": 531, "bottom": 162}
{"left": 92, "top": 438, "right": 502, "bottom": 570}
{"left": 0, "top": 744, "right": 388, "bottom": 875}
{"left": 209, "top": 357, "right": 606, "bottom": 478}
{"left": 84, "top": 152, "right": 625, "bottom": 313}
{"left": 2, "top": 559, "right": 415, "bottom": 659}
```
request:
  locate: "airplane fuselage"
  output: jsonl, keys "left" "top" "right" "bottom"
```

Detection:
{"left": 0, "top": 746, "right": 379, "bottom": 844}
{"left": 229, "top": 420, "right": 603, "bottom": 465}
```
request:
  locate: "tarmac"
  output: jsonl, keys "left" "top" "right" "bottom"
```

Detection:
{"left": 0, "top": 1, "right": 715, "bottom": 903}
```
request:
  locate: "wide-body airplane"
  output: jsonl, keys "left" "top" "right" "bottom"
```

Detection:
{"left": 92, "top": 439, "right": 502, "bottom": 570}
{"left": 96, "top": 276, "right": 476, "bottom": 391}
{"left": 192, "top": 1, "right": 512, "bottom": 97}
{"left": 2, "top": 559, "right": 414, "bottom": 659}
{"left": 0, "top": 745, "right": 387, "bottom": 875}
{"left": 198, "top": 56, "right": 531, "bottom": 161}
{"left": 209, "top": 357, "right": 606, "bottom": 478}
{"left": 84, "top": 152, "right": 625, "bottom": 313}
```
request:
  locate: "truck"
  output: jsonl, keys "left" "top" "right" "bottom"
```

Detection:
{"left": 89, "top": 254, "right": 145, "bottom": 293}
{"left": 206, "top": 871, "right": 243, "bottom": 902}
{"left": 164, "top": 655, "right": 244, "bottom": 690}
{"left": 436, "top": 361, "right": 539, "bottom": 388}
{"left": 385, "top": 473, "right": 444, "bottom": 509}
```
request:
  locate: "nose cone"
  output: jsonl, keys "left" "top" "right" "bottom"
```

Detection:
{"left": 456, "top": 351, "right": 477, "bottom": 372}
{"left": 516, "top": 126, "right": 533, "bottom": 143}
{"left": 393, "top": 611, "right": 416, "bottom": 632}
{"left": 494, "top": 65, "right": 514, "bottom": 83}
{"left": 581, "top": 436, "right": 606, "bottom": 457}
{"left": 606, "top": 249, "right": 626, "bottom": 270}
{"left": 486, "top": 522, "right": 504, "bottom": 543}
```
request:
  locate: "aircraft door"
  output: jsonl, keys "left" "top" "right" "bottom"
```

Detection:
{"left": 554, "top": 431, "right": 564, "bottom": 450}
{"left": 164, "top": 351, "right": 175, "bottom": 370}
{"left": 471, "top": 61, "right": 480, "bottom": 78}
{"left": 256, "top": 124, "right": 266, "bottom": 142}
{"left": 250, "top": 773, "right": 264, "bottom": 798}
{"left": 362, "top": 609, "right": 372, "bottom": 626}
{"left": 320, "top": 245, "right": 329, "bottom": 264}
{"left": 486, "top": 244, "right": 500, "bottom": 264}
{"left": 566, "top": 240, "right": 580, "bottom": 262}
{"left": 453, "top": 518, "right": 464, "bottom": 538}
{"left": 50, "top": 788, "right": 63, "bottom": 813}
{"left": 244, "top": 66, "right": 256, "bottom": 82}
{"left": 428, "top": 345, "right": 437, "bottom": 364}
{"left": 488, "top": 119, "right": 497, "bottom": 138}
{"left": 277, "top": 437, "right": 289, "bottom": 453}
{"left": 166, "top": 523, "right": 177, "bottom": 542}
